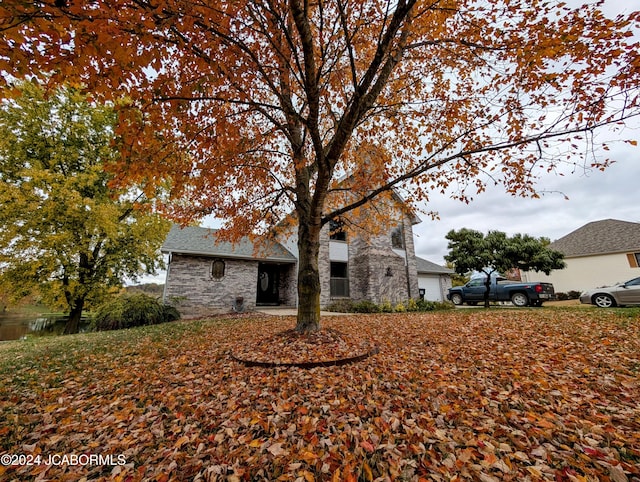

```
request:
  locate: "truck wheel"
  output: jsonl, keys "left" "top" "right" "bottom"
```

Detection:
{"left": 511, "top": 292, "right": 529, "bottom": 307}
{"left": 450, "top": 293, "right": 463, "bottom": 305}
{"left": 593, "top": 294, "right": 616, "bottom": 308}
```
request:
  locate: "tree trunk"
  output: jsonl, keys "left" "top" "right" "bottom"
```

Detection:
{"left": 64, "top": 298, "right": 85, "bottom": 334}
{"left": 483, "top": 276, "right": 491, "bottom": 308}
{"left": 296, "top": 218, "right": 322, "bottom": 333}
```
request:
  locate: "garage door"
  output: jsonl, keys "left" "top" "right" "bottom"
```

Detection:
{"left": 419, "top": 276, "right": 443, "bottom": 301}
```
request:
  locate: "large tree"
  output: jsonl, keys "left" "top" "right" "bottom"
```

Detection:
{"left": 1, "top": 0, "right": 637, "bottom": 332}
{"left": 444, "top": 228, "right": 566, "bottom": 307}
{"left": 0, "top": 82, "right": 170, "bottom": 334}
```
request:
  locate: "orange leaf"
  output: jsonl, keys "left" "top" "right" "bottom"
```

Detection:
{"left": 362, "top": 462, "right": 374, "bottom": 481}
{"left": 173, "top": 435, "right": 189, "bottom": 449}
{"left": 360, "top": 440, "right": 375, "bottom": 453}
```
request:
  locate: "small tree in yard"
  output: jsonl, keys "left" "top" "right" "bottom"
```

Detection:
{"left": 445, "top": 228, "right": 565, "bottom": 307}
{"left": 2, "top": 0, "right": 638, "bottom": 333}
{"left": 0, "top": 82, "right": 170, "bottom": 334}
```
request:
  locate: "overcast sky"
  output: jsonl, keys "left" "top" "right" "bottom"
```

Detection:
{"left": 412, "top": 133, "right": 640, "bottom": 265}
{"left": 409, "top": 0, "right": 640, "bottom": 265}
{"left": 413, "top": 163, "right": 640, "bottom": 265}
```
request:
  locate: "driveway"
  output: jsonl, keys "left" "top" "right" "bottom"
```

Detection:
{"left": 256, "top": 307, "right": 354, "bottom": 316}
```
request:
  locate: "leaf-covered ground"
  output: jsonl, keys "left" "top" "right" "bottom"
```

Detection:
{"left": 1, "top": 309, "right": 639, "bottom": 481}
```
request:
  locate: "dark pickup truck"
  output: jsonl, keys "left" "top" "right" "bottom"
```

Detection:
{"left": 447, "top": 277, "right": 555, "bottom": 307}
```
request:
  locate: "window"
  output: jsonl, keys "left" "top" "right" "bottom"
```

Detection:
{"left": 330, "top": 262, "right": 349, "bottom": 297}
{"left": 391, "top": 225, "right": 404, "bottom": 249}
{"left": 627, "top": 253, "right": 640, "bottom": 268}
{"left": 211, "top": 259, "right": 225, "bottom": 279}
{"left": 329, "top": 219, "right": 347, "bottom": 241}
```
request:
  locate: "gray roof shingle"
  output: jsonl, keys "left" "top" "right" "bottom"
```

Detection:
{"left": 161, "top": 225, "right": 297, "bottom": 262}
{"left": 415, "top": 256, "right": 454, "bottom": 274}
{"left": 549, "top": 219, "right": 640, "bottom": 257}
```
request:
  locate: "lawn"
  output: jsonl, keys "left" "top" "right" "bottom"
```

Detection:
{"left": 0, "top": 308, "right": 639, "bottom": 481}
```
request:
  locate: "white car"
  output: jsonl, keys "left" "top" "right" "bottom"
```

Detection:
{"left": 579, "top": 276, "right": 640, "bottom": 308}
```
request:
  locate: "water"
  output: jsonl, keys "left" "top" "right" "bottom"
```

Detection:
{"left": 0, "top": 311, "right": 92, "bottom": 341}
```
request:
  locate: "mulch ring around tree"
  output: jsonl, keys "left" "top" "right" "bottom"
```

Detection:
{"left": 231, "top": 328, "right": 379, "bottom": 368}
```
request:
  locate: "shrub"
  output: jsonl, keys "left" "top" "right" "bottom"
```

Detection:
{"left": 325, "top": 298, "right": 453, "bottom": 313}
{"left": 415, "top": 299, "right": 454, "bottom": 312}
{"left": 352, "top": 300, "right": 381, "bottom": 313}
{"left": 406, "top": 298, "right": 419, "bottom": 312}
{"left": 324, "top": 299, "right": 356, "bottom": 313}
{"left": 555, "top": 292, "right": 569, "bottom": 301}
{"left": 379, "top": 299, "right": 394, "bottom": 313}
{"left": 95, "top": 294, "right": 181, "bottom": 331}
{"left": 567, "top": 290, "right": 582, "bottom": 300}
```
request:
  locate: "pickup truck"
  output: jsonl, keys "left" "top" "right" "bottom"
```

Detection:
{"left": 447, "top": 277, "right": 555, "bottom": 307}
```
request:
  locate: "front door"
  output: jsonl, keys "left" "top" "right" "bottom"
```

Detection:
{"left": 256, "top": 263, "right": 280, "bottom": 305}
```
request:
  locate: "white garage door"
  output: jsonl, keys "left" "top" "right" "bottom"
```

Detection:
{"left": 418, "top": 275, "right": 443, "bottom": 301}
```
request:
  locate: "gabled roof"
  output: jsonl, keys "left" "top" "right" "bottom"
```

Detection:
{"left": 549, "top": 219, "right": 640, "bottom": 258}
{"left": 161, "top": 225, "right": 297, "bottom": 262}
{"left": 415, "top": 256, "right": 454, "bottom": 274}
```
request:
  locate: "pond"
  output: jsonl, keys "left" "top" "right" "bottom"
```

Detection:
{"left": 0, "top": 311, "right": 92, "bottom": 341}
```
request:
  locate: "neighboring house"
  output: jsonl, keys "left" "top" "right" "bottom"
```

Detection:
{"left": 161, "top": 196, "right": 452, "bottom": 315}
{"left": 415, "top": 256, "right": 454, "bottom": 302}
{"left": 527, "top": 219, "right": 640, "bottom": 293}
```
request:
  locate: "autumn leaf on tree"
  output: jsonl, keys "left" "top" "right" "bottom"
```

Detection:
{"left": 1, "top": 0, "right": 638, "bottom": 331}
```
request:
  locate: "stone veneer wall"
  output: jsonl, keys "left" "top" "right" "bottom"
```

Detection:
{"left": 164, "top": 204, "right": 421, "bottom": 312}
{"left": 277, "top": 263, "right": 298, "bottom": 306}
{"left": 401, "top": 215, "right": 421, "bottom": 300}
{"left": 318, "top": 226, "right": 332, "bottom": 306}
{"left": 320, "top": 209, "right": 420, "bottom": 306}
{"left": 164, "top": 254, "right": 259, "bottom": 316}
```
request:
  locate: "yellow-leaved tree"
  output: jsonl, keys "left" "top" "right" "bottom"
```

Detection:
{"left": 0, "top": 82, "right": 170, "bottom": 333}
{"left": 1, "top": 0, "right": 638, "bottom": 332}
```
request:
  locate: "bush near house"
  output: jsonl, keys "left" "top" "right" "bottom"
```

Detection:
{"left": 555, "top": 290, "right": 582, "bottom": 301}
{"left": 325, "top": 298, "right": 452, "bottom": 313}
{"left": 94, "top": 293, "right": 180, "bottom": 331}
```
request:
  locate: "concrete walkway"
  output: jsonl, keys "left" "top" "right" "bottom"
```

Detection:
{"left": 255, "top": 307, "right": 353, "bottom": 316}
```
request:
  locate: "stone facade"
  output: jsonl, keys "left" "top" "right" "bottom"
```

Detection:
{"left": 162, "top": 196, "right": 423, "bottom": 313}
{"left": 164, "top": 254, "right": 260, "bottom": 316}
{"left": 339, "top": 213, "right": 419, "bottom": 305}
{"left": 277, "top": 263, "right": 298, "bottom": 306}
{"left": 307, "top": 200, "right": 421, "bottom": 306}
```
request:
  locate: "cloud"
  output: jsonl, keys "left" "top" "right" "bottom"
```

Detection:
{"left": 413, "top": 141, "right": 640, "bottom": 265}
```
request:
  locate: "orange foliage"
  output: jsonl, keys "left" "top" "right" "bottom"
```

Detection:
{"left": 0, "top": 0, "right": 637, "bottom": 227}
{"left": 1, "top": 0, "right": 638, "bottom": 326}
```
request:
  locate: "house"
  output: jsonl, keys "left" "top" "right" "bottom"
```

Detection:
{"left": 161, "top": 198, "right": 452, "bottom": 315}
{"left": 415, "top": 256, "right": 454, "bottom": 302}
{"left": 528, "top": 219, "right": 640, "bottom": 293}
{"left": 161, "top": 226, "right": 298, "bottom": 316}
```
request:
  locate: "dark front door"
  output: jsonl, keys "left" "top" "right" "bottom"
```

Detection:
{"left": 256, "top": 263, "right": 280, "bottom": 305}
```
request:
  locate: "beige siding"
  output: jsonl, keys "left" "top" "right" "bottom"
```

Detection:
{"left": 526, "top": 253, "right": 640, "bottom": 292}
